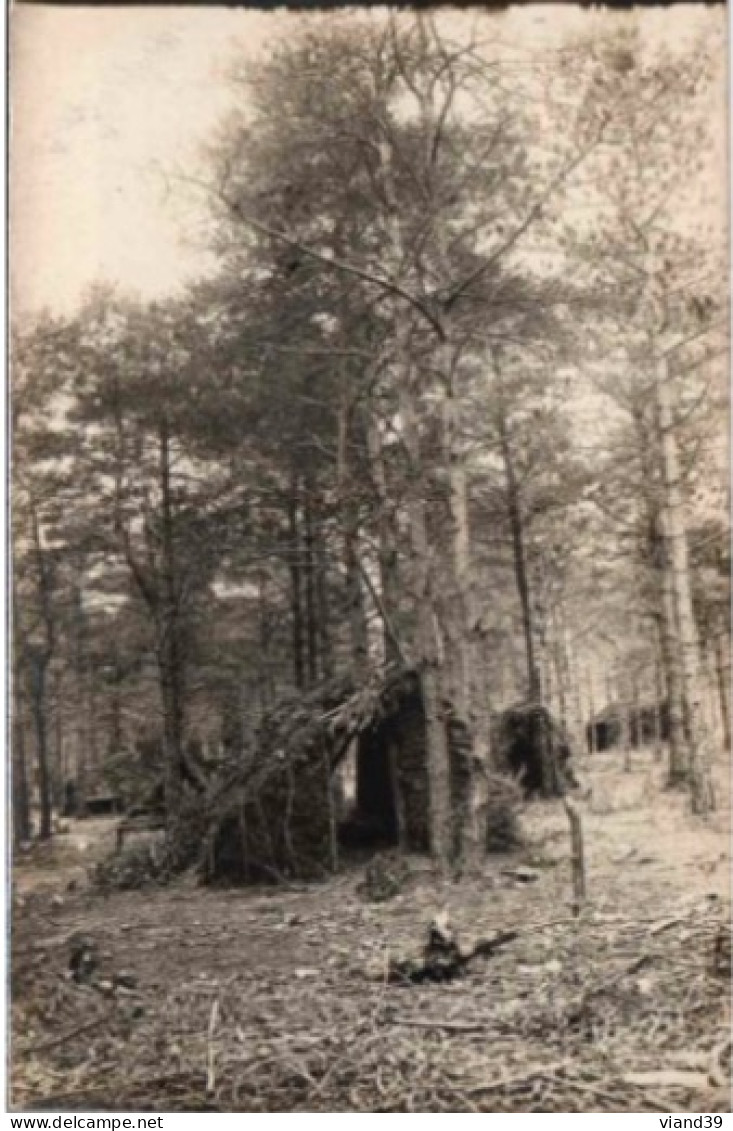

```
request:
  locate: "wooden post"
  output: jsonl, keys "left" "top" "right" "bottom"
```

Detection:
{"left": 562, "top": 794, "right": 586, "bottom": 917}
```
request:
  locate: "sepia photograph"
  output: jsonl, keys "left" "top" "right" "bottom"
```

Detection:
{"left": 9, "top": 2, "right": 730, "bottom": 1114}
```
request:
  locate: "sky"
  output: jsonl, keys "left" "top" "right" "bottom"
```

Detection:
{"left": 11, "top": 4, "right": 725, "bottom": 319}
{"left": 12, "top": 6, "right": 274, "bottom": 315}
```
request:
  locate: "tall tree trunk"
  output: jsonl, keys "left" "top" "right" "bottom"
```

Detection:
{"left": 86, "top": 665, "right": 99, "bottom": 796}
{"left": 315, "top": 528, "right": 333, "bottom": 680}
{"left": 344, "top": 524, "right": 369, "bottom": 676}
{"left": 550, "top": 610, "right": 569, "bottom": 733}
{"left": 440, "top": 367, "right": 472, "bottom": 718}
{"left": 562, "top": 619, "right": 585, "bottom": 755}
{"left": 28, "top": 654, "right": 53, "bottom": 840}
{"left": 436, "top": 332, "right": 495, "bottom": 864}
{"left": 19, "top": 509, "right": 57, "bottom": 836}
{"left": 303, "top": 481, "right": 319, "bottom": 685}
{"left": 365, "top": 414, "right": 402, "bottom": 665}
{"left": 652, "top": 629, "right": 666, "bottom": 761}
{"left": 533, "top": 608, "right": 556, "bottom": 795}
{"left": 70, "top": 581, "right": 88, "bottom": 802}
{"left": 158, "top": 657, "right": 185, "bottom": 810}
{"left": 107, "top": 640, "right": 123, "bottom": 755}
{"left": 713, "top": 630, "right": 731, "bottom": 753}
{"left": 257, "top": 568, "right": 275, "bottom": 713}
{"left": 337, "top": 389, "right": 369, "bottom": 677}
{"left": 439, "top": 355, "right": 485, "bottom": 862}
{"left": 372, "top": 134, "right": 452, "bottom": 866}
{"left": 158, "top": 417, "right": 187, "bottom": 813}
{"left": 53, "top": 667, "right": 65, "bottom": 808}
{"left": 497, "top": 407, "right": 541, "bottom": 703}
{"left": 12, "top": 677, "right": 31, "bottom": 844}
{"left": 655, "top": 369, "right": 714, "bottom": 812}
{"left": 286, "top": 478, "right": 305, "bottom": 690}
{"left": 655, "top": 581, "right": 689, "bottom": 783}
{"left": 700, "top": 644, "right": 719, "bottom": 742}
{"left": 639, "top": 413, "right": 689, "bottom": 783}
{"left": 399, "top": 368, "right": 452, "bottom": 871}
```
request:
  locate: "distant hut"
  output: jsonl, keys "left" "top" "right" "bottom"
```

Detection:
{"left": 586, "top": 701, "right": 669, "bottom": 752}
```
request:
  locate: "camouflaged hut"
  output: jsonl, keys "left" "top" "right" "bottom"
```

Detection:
{"left": 199, "top": 668, "right": 474, "bottom": 882}
{"left": 198, "top": 668, "right": 574, "bottom": 884}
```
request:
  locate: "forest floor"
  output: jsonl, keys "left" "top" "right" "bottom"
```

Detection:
{"left": 10, "top": 749, "right": 732, "bottom": 1113}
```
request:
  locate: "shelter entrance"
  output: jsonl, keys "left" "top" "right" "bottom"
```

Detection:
{"left": 337, "top": 686, "right": 432, "bottom": 853}
{"left": 355, "top": 728, "right": 400, "bottom": 843}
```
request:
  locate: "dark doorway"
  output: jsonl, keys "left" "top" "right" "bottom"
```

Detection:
{"left": 338, "top": 726, "right": 399, "bottom": 849}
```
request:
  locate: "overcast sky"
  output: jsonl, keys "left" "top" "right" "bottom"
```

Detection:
{"left": 11, "top": 4, "right": 724, "bottom": 319}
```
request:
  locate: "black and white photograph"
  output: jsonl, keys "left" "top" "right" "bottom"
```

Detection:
{"left": 9, "top": 2, "right": 730, "bottom": 1114}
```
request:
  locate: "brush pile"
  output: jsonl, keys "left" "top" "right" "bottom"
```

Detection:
{"left": 196, "top": 672, "right": 374, "bottom": 883}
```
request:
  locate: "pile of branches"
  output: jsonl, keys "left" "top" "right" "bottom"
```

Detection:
{"left": 490, "top": 703, "right": 576, "bottom": 798}
{"left": 92, "top": 840, "right": 174, "bottom": 893}
{"left": 195, "top": 667, "right": 410, "bottom": 884}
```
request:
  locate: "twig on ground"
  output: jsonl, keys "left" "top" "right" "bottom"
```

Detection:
{"left": 205, "top": 998, "right": 220, "bottom": 1097}
{"left": 385, "top": 1017, "right": 490, "bottom": 1033}
{"left": 466, "top": 1058, "right": 575, "bottom": 1095}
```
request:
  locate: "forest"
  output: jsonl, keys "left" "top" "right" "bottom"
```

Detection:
{"left": 11, "top": 10, "right": 730, "bottom": 1114}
